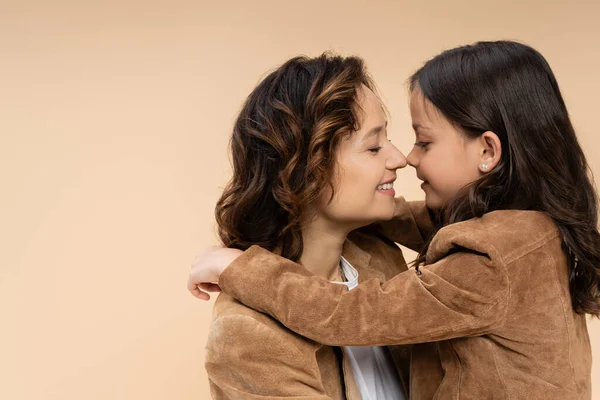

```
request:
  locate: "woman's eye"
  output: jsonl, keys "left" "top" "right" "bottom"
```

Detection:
{"left": 415, "top": 141, "right": 430, "bottom": 149}
{"left": 368, "top": 146, "right": 383, "bottom": 153}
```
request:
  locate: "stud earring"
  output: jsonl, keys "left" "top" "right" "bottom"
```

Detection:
{"left": 481, "top": 163, "right": 489, "bottom": 171}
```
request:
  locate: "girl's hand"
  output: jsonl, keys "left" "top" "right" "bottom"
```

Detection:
{"left": 187, "top": 247, "right": 243, "bottom": 300}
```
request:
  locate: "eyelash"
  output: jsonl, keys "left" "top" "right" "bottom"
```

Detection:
{"left": 368, "top": 139, "right": 391, "bottom": 154}
{"left": 415, "top": 141, "right": 430, "bottom": 149}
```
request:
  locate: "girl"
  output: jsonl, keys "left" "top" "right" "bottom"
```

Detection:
{"left": 201, "top": 53, "right": 434, "bottom": 399}
{"left": 190, "top": 41, "right": 599, "bottom": 399}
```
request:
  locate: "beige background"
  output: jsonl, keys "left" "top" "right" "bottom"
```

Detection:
{"left": 1, "top": 0, "right": 599, "bottom": 398}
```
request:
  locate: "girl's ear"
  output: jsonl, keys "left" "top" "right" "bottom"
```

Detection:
{"left": 478, "top": 131, "right": 502, "bottom": 173}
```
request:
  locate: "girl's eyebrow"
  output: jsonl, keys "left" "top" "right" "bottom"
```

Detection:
{"left": 412, "top": 123, "right": 430, "bottom": 131}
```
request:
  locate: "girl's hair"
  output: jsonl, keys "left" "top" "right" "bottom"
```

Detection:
{"left": 411, "top": 40, "right": 600, "bottom": 316}
{"left": 216, "top": 53, "right": 375, "bottom": 261}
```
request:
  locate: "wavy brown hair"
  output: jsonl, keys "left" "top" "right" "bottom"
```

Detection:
{"left": 411, "top": 41, "right": 600, "bottom": 316}
{"left": 216, "top": 53, "right": 375, "bottom": 261}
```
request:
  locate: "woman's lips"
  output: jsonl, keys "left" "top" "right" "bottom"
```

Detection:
{"left": 376, "top": 187, "right": 395, "bottom": 196}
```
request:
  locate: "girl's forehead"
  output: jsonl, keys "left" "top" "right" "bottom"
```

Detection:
{"left": 410, "top": 90, "right": 451, "bottom": 129}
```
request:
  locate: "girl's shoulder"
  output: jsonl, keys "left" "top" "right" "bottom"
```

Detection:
{"left": 429, "top": 210, "right": 561, "bottom": 265}
{"left": 446, "top": 209, "right": 557, "bottom": 235}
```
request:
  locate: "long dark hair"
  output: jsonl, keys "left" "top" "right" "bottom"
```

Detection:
{"left": 411, "top": 40, "right": 600, "bottom": 316}
{"left": 216, "top": 53, "right": 374, "bottom": 261}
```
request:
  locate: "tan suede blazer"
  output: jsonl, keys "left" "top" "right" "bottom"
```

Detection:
{"left": 205, "top": 199, "right": 432, "bottom": 399}
{"left": 219, "top": 207, "right": 593, "bottom": 399}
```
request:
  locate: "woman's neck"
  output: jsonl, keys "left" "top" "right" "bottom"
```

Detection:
{"left": 299, "top": 216, "right": 350, "bottom": 281}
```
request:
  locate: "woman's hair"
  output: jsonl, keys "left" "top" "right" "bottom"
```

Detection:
{"left": 411, "top": 40, "right": 600, "bottom": 316}
{"left": 216, "top": 53, "right": 375, "bottom": 261}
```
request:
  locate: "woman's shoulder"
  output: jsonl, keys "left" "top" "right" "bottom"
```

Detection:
{"left": 205, "top": 295, "right": 333, "bottom": 395}
{"left": 208, "top": 293, "right": 318, "bottom": 351}
{"left": 211, "top": 293, "right": 288, "bottom": 331}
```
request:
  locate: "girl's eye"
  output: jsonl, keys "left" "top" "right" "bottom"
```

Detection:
{"left": 415, "top": 141, "right": 430, "bottom": 149}
{"left": 368, "top": 146, "right": 383, "bottom": 153}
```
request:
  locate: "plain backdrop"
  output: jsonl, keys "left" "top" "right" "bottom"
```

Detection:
{"left": 1, "top": 0, "right": 599, "bottom": 398}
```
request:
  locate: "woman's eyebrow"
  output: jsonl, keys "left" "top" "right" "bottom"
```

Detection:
{"left": 362, "top": 121, "right": 388, "bottom": 140}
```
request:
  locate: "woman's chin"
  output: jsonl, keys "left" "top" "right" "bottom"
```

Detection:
{"left": 378, "top": 208, "right": 396, "bottom": 221}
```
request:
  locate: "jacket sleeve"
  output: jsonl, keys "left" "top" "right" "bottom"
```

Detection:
{"left": 218, "top": 233, "right": 509, "bottom": 347}
{"left": 205, "top": 314, "right": 334, "bottom": 399}
{"left": 366, "top": 197, "right": 435, "bottom": 252}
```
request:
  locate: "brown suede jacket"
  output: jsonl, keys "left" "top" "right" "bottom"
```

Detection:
{"left": 205, "top": 198, "right": 432, "bottom": 399}
{"left": 218, "top": 205, "right": 593, "bottom": 399}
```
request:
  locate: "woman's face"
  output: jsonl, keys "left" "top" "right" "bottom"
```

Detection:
{"left": 315, "top": 85, "right": 407, "bottom": 230}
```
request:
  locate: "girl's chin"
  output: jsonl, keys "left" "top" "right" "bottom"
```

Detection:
{"left": 424, "top": 196, "right": 443, "bottom": 211}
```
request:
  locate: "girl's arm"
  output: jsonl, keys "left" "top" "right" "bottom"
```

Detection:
{"left": 217, "top": 231, "right": 509, "bottom": 347}
{"left": 187, "top": 198, "right": 432, "bottom": 299}
{"left": 365, "top": 197, "right": 435, "bottom": 252}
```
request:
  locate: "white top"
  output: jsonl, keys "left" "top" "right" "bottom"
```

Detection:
{"left": 330, "top": 256, "right": 407, "bottom": 400}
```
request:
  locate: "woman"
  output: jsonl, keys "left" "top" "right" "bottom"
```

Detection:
{"left": 203, "top": 53, "right": 432, "bottom": 399}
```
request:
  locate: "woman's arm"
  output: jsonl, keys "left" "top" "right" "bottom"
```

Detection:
{"left": 217, "top": 237, "right": 509, "bottom": 347}
{"left": 206, "top": 314, "right": 335, "bottom": 399}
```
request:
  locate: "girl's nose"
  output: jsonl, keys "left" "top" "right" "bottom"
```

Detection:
{"left": 407, "top": 146, "right": 419, "bottom": 168}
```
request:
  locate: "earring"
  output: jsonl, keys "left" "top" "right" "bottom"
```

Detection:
{"left": 481, "top": 163, "right": 489, "bottom": 171}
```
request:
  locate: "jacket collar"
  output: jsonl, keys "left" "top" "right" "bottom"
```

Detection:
{"left": 341, "top": 239, "right": 372, "bottom": 271}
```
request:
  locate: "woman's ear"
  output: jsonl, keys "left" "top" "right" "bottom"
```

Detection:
{"left": 478, "top": 131, "right": 502, "bottom": 173}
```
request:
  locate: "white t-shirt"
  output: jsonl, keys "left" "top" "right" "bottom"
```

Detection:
{"left": 331, "top": 256, "right": 407, "bottom": 400}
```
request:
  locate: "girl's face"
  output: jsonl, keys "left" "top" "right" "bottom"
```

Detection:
{"left": 315, "top": 85, "right": 407, "bottom": 230}
{"left": 407, "top": 89, "right": 484, "bottom": 210}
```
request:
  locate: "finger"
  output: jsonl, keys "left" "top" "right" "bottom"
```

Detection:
{"left": 190, "top": 286, "right": 211, "bottom": 301}
{"left": 194, "top": 291, "right": 210, "bottom": 301}
{"left": 188, "top": 284, "right": 202, "bottom": 297}
{"left": 187, "top": 278, "right": 199, "bottom": 293}
{"left": 198, "top": 282, "right": 221, "bottom": 293}
{"left": 188, "top": 281, "right": 210, "bottom": 300}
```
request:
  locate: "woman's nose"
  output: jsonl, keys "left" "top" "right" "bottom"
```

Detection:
{"left": 387, "top": 142, "right": 407, "bottom": 170}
